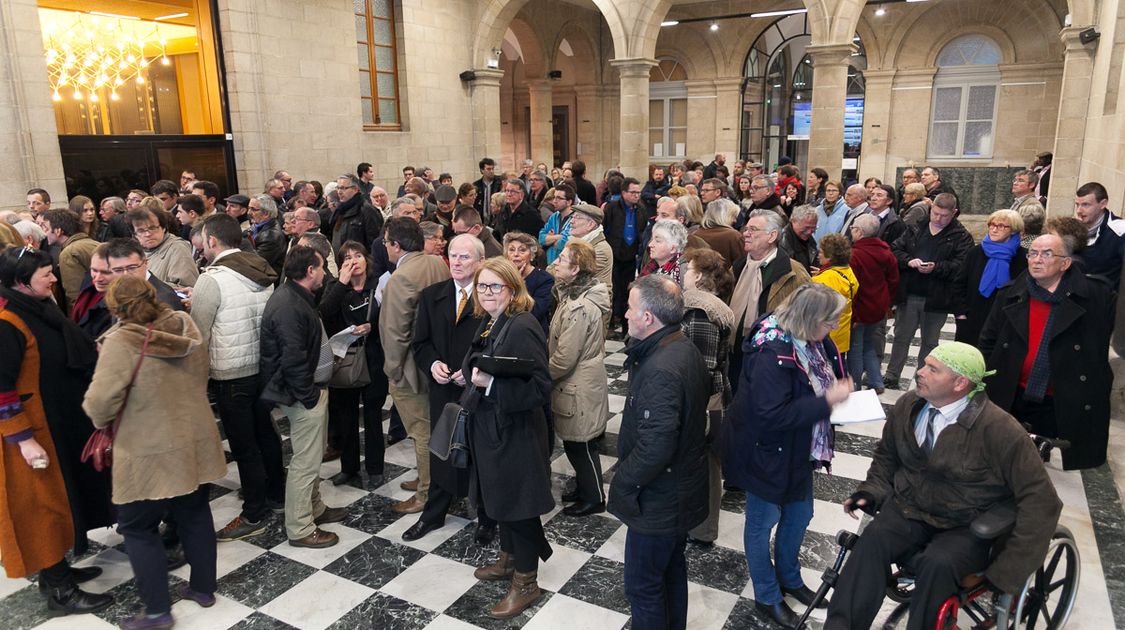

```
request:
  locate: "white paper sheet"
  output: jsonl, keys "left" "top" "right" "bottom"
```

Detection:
{"left": 375, "top": 271, "right": 392, "bottom": 305}
{"left": 329, "top": 325, "right": 359, "bottom": 358}
{"left": 830, "top": 389, "right": 887, "bottom": 425}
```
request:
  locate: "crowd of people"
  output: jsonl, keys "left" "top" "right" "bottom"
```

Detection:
{"left": 0, "top": 148, "right": 1112, "bottom": 629}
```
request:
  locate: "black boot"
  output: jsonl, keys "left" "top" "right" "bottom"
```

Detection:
{"left": 45, "top": 583, "right": 114, "bottom": 616}
{"left": 754, "top": 600, "right": 799, "bottom": 628}
{"left": 38, "top": 566, "right": 103, "bottom": 594}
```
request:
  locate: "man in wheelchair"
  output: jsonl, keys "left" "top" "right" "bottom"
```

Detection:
{"left": 823, "top": 342, "right": 1062, "bottom": 630}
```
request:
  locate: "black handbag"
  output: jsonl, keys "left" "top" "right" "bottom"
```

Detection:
{"left": 430, "top": 388, "right": 480, "bottom": 469}
{"left": 329, "top": 289, "right": 375, "bottom": 389}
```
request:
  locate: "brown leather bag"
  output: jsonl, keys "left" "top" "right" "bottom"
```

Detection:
{"left": 80, "top": 323, "right": 154, "bottom": 472}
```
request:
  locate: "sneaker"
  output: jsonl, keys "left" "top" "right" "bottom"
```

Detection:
{"left": 120, "top": 612, "right": 174, "bottom": 630}
{"left": 175, "top": 582, "right": 216, "bottom": 608}
{"left": 216, "top": 516, "right": 267, "bottom": 542}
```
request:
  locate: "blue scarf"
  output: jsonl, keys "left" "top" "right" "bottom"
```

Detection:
{"left": 978, "top": 234, "right": 1020, "bottom": 298}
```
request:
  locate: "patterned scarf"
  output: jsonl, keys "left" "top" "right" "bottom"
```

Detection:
{"left": 640, "top": 253, "right": 682, "bottom": 285}
{"left": 1023, "top": 274, "right": 1066, "bottom": 402}
{"left": 794, "top": 338, "right": 836, "bottom": 469}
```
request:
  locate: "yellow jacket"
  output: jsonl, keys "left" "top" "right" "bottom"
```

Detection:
{"left": 812, "top": 265, "right": 858, "bottom": 352}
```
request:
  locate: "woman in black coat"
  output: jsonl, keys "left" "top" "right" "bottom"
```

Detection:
{"left": 464, "top": 257, "right": 554, "bottom": 620}
{"left": 953, "top": 210, "right": 1027, "bottom": 346}
{"left": 723, "top": 284, "right": 853, "bottom": 628}
{"left": 319, "top": 241, "right": 387, "bottom": 488}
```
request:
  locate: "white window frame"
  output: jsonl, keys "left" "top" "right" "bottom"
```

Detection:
{"left": 927, "top": 67, "right": 1000, "bottom": 160}
{"left": 649, "top": 80, "right": 687, "bottom": 160}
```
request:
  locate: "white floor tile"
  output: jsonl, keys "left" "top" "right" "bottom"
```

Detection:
{"left": 607, "top": 394, "right": 626, "bottom": 414}
{"left": 423, "top": 614, "right": 485, "bottom": 630}
{"left": 170, "top": 594, "right": 253, "bottom": 629}
{"left": 522, "top": 593, "right": 629, "bottom": 630}
{"left": 76, "top": 548, "right": 134, "bottom": 594}
{"left": 258, "top": 571, "right": 374, "bottom": 630}
{"left": 536, "top": 544, "right": 592, "bottom": 592}
{"left": 808, "top": 498, "right": 861, "bottom": 537}
{"left": 379, "top": 554, "right": 479, "bottom": 612}
{"left": 593, "top": 523, "right": 627, "bottom": 563}
{"left": 685, "top": 582, "right": 740, "bottom": 630}
{"left": 173, "top": 539, "right": 265, "bottom": 581}
{"left": 377, "top": 514, "right": 471, "bottom": 553}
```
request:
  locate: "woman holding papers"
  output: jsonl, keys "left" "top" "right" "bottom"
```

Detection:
{"left": 722, "top": 284, "right": 854, "bottom": 628}
{"left": 463, "top": 257, "right": 554, "bottom": 620}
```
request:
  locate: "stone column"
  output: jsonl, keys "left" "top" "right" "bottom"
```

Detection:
{"left": 611, "top": 57, "right": 658, "bottom": 178}
{"left": 713, "top": 78, "right": 744, "bottom": 157}
{"left": 684, "top": 79, "right": 717, "bottom": 160}
{"left": 527, "top": 79, "right": 553, "bottom": 170}
{"left": 574, "top": 84, "right": 602, "bottom": 170}
{"left": 0, "top": 0, "right": 66, "bottom": 208}
{"left": 1048, "top": 27, "right": 1096, "bottom": 216}
{"left": 856, "top": 69, "right": 895, "bottom": 182}
{"left": 807, "top": 43, "right": 856, "bottom": 182}
{"left": 469, "top": 68, "right": 505, "bottom": 164}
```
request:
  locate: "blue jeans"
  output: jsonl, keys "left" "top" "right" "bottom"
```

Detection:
{"left": 623, "top": 530, "right": 688, "bottom": 630}
{"left": 848, "top": 322, "right": 885, "bottom": 389}
{"left": 744, "top": 491, "right": 814, "bottom": 605}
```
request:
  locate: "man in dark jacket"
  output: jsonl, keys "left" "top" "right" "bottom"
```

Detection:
{"left": 603, "top": 177, "right": 650, "bottom": 332}
{"left": 472, "top": 157, "right": 500, "bottom": 223}
{"left": 869, "top": 184, "right": 906, "bottom": 246}
{"left": 247, "top": 194, "right": 286, "bottom": 279}
{"left": 778, "top": 204, "right": 818, "bottom": 273}
{"left": 492, "top": 177, "right": 543, "bottom": 240}
{"left": 826, "top": 342, "right": 1061, "bottom": 630}
{"left": 1072, "top": 181, "right": 1124, "bottom": 286}
{"left": 884, "top": 193, "right": 973, "bottom": 389}
{"left": 330, "top": 174, "right": 384, "bottom": 252}
{"left": 980, "top": 233, "right": 1115, "bottom": 470}
{"left": 260, "top": 246, "right": 344, "bottom": 549}
{"left": 609, "top": 275, "right": 709, "bottom": 630}
{"left": 734, "top": 174, "right": 784, "bottom": 229}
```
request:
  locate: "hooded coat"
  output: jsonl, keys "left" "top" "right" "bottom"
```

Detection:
{"left": 83, "top": 310, "right": 226, "bottom": 504}
{"left": 548, "top": 275, "right": 612, "bottom": 442}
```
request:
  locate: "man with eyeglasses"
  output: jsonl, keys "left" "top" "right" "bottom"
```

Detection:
{"left": 979, "top": 232, "right": 1114, "bottom": 471}
{"left": 734, "top": 175, "right": 782, "bottom": 230}
{"left": 527, "top": 170, "right": 549, "bottom": 211}
{"left": 1009, "top": 170, "right": 1044, "bottom": 219}
{"left": 247, "top": 194, "right": 287, "bottom": 279}
{"left": 883, "top": 193, "right": 973, "bottom": 390}
{"left": 539, "top": 183, "right": 575, "bottom": 264}
{"left": 602, "top": 177, "right": 650, "bottom": 334}
{"left": 330, "top": 174, "right": 384, "bottom": 253}
{"left": 71, "top": 239, "right": 186, "bottom": 337}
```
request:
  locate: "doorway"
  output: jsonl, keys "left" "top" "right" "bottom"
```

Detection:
{"left": 552, "top": 106, "right": 569, "bottom": 167}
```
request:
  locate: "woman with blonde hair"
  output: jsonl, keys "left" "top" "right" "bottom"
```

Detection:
{"left": 464, "top": 257, "right": 555, "bottom": 619}
{"left": 84, "top": 275, "right": 226, "bottom": 630}
{"left": 548, "top": 239, "right": 611, "bottom": 517}
{"left": 953, "top": 208, "right": 1027, "bottom": 345}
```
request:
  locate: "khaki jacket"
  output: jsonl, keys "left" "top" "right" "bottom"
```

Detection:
{"left": 548, "top": 278, "right": 612, "bottom": 441}
{"left": 83, "top": 311, "right": 226, "bottom": 504}
{"left": 379, "top": 252, "right": 451, "bottom": 392}
{"left": 58, "top": 232, "right": 99, "bottom": 312}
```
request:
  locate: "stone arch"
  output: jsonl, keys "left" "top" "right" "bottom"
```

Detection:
{"left": 506, "top": 16, "right": 548, "bottom": 78}
{"left": 829, "top": 0, "right": 867, "bottom": 45}
{"left": 549, "top": 20, "right": 602, "bottom": 84}
{"left": 650, "top": 50, "right": 696, "bottom": 81}
{"left": 853, "top": 17, "right": 881, "bottom": 69}
{"left": 653, "top": 30, "right": 718, "bottom": 79}
{"left": 473, "top": 0, "right": 626, "bottom": 70}
{"left": 925, "top": 29, "right": 1015, "bottom": 68}
{"left": 722, "top": 20, "right": 777, "bottom": 77}
{"left": 629, "top": 0, "right": 676, "bottom": 59}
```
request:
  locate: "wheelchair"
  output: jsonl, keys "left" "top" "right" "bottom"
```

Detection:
{"left": 796, "top": 434, "right": 1080, "bottom": 630}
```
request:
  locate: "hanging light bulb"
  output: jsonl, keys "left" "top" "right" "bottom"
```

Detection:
{"left": 73, "top": 88, "right": 83, "bottom": 100}
{"left": 89, "top": 92, "right": 99, "bottom": 102}
{"left": 161, "top": 56, "right": 170, "bottom": 66}
{"left": 110, "top": 92, "right": 120, "bottom": 101}
{"left": 136, "top": 76, "right": 145, "bottom": 85}
{"left": 52, "top": 91, "right": 62, "bottom": 102}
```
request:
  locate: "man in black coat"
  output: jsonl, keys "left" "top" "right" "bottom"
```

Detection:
{"left": 260, "top": 247, "right": 346, "bottom": 549}
{"left": 492, "top": 178, "right": 543, "bottom": 240}
{"left": 609, "top": 275, "right": 709, "bottom": 630}
{"left": 472, "top": 157, "right": 500, "bottom": 223}
{"left": 884, "top": 193, "right": 973, "bottom": 389}
{"left": 603, "top": 177, "right": 650, "bottom": 332}
{"left": 979, "top": 233, "right": 1115, "bottom": 470}
{"left": 247, "top": 194, "right": 286, "bottom": 279}
{"left": 401, "top": 234, "right": 496, "bottom": 543}
{"left": 330, "top": 174, "right": 384, "bottom": 252}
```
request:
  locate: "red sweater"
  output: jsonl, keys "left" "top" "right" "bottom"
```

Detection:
{"left": 1019, "top": 298, "right": 1053, "bottom": 394}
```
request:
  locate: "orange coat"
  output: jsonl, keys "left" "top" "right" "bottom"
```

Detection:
{"left": 0, "top": 307, "right": 75, "bottom": 578}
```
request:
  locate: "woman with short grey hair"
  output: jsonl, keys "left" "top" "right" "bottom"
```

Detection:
{"left": 696, "top": 199, "right": 743, "bottom": 267}
{"left": 640, "top": 219, "right": 689, "bottom": 285}
{"left": 723, "top": 282, "right": 852, "bottom": 627}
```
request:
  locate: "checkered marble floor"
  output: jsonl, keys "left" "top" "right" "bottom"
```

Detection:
{"left": 2, "top": 318, "right": 1120, "bottom": 629}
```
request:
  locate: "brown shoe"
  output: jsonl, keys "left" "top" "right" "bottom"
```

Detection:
{"left": 314, "top": 506, "right": 348, "bottom": 525}
{"left": 288, "top": 528, "right": 339, "bottom": 548}
{"left": 488, "top": 570, "right": 542, "bottom": 619}
{"left": 473, "top": 551, "right": 514, "bottom": 581}
{"left": 400, "top": 478, "right": 419, "bottom": 492}
{"left": 322, "top": 446, "right": 341, "bottom": 462}
{"left": 392, "top": 495, "right": 424, "bottom": 514}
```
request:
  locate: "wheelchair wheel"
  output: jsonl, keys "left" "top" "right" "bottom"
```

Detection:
{"left": 1008, "top": 528, "right": 1080, "bottom": 629}
{"left": 886, "top": 568, "right": 914, "bottom": 604}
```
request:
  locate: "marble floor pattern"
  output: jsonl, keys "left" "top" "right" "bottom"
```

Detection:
{"left": 1, "top": 317, "right": 1121, "bottom": 629}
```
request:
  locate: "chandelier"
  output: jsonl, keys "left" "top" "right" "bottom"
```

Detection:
{"left": 42, "top": 12, "right": 170, "bottom": 103}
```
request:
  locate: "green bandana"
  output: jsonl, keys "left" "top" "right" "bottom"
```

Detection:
{"left": 928, "top": 342, "right": 996, "bottom": 396}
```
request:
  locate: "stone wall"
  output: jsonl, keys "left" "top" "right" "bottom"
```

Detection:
{"left": 1075, "top": 0, "right": 1125, "bottom": 206}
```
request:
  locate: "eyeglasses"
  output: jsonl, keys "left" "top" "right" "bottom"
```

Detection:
{"left": 750, "top": 185, "right": 770, "bottom": 191}
{"left": 700, "top": 187, "right": 716, "bottom": 193}
{"left": 744, "top": 226, "right": 769, "bottom": 234}
{"left": 133, "top": 226, "right": 161, "bottom": 235}
{"left": 476, "top": 282, "right": 509, "bottom": 295}
{"left": 1026, "top": 250, "right": 1067, "bottom": 260}
{"left": 988, "top": 222, "right": 1011, "bottom": 229}
{"left": 109, "top": 263, "right": 144, "bottom": 274}
{"left": 624, "top": 189, "right": 641, "bottom": 195}
{"left": 504, "top": 189, "right": 522, "bottom": 195}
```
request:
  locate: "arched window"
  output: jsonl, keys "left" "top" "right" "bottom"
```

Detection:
{"left": 649, "top": 58, "right": 687, "bottom": 159}
{"left": 928, "top": 35, "right": 1001, "bottom": 159}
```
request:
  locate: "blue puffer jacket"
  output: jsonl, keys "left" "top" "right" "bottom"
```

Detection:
{"left": 722, "top": 315, "right": 845, "bottom": 505}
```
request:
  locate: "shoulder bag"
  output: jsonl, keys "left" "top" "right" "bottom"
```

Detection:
{"left": 329, "top": 289, "right": 375, "bottom": 389}
{"left": 80, "top": 322, "right": 154, "bottom": 472}
{"left": 430, "top": 387, "right": 480, "bottom": 469}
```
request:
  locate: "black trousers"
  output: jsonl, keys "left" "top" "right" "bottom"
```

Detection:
{"left": 329, "top": 376, "right": 388, "bottom": 475}
{"left": 1013, "top": 389, "right": 1056, "bottom": 438}
{"left": 499, "top": 517, "right": 552, "bottom": 573}
{"left": 611, "top": 259, "right": 636, "bottom": 320}
{"left": 38, "top": 559, "right": 72, "bottom": 589}
{"left": 824, "top": 501, "right": 991, "bottom": 630}
{"left": 211, "top": 376, "right": 285, "bottom": 521}
{"left": 420, "top": 484, "right": 497, "bottom": 530}
{"left": 117, "top": 486, "right": 217, "bottom": 616}
{"left": 563, "top": 440, "right": 605, "bottom": 504}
